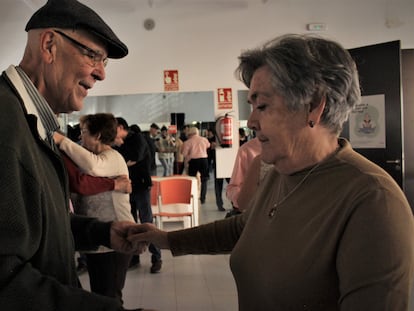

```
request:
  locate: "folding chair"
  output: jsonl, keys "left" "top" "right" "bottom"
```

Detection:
{"left": 156, "top": 178, "right": 195, "bottom": 229}
{"left": 150, "top": 180, "right": 161, "bottom": 227}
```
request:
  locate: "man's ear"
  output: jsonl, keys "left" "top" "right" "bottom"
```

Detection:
{"left": 39, "top": 30, "right": 56, "bottom": 64}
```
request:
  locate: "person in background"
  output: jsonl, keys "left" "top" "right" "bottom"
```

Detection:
{"left": 238, "top": 128, "right": 248, "bottom": 146}
{"left": 68, "top": 154, "right": 132, "bottom": 274}
{"left": 206, "top": 128, "right": 216, "bottom": 173}
{"left": 235, "top": 154, "right": 273, "bottom": 211}
{"left": 173, "top": 132, "right": 184, "bottom": 175}
{"left": 143, "top": 129, "right": 157, "bottom": 177}
{"left": 226, "top": 136, "right": 261, "bottom": 214}
{"left": 179, "top": 124, "right": 190, "bottom": 142}
{"left": 149, "top": 123, "right": 160, "bottom": 140}
{"left": 155, "top": 125, "right": 175, "bottom": 177}
{"left": 67, "top": 123, "right": 81, "bottom": 141}
{"left": 54, "top": 113, "right": 135, "bottom": 304}
{"left": 0, "top": 0, "right": 150, "bottom": 309}
{"left": 207, "top": 128, "right": 228, "bottom": 211}
{"left": 62, "top": 136, "right": 133, "bottom": 274}
{"left": 63, "top": 123, "right": 132, "bottom": 198}
{"left": 128, "top": 34, "right": 414, "bottom": 310}
{"left": 115, "top": 118, "right": 162, "bottom": 274}
{"left": 149, "top": 123, "right": 160, "bottom": 176}
{"left": 182, "top": 126, "right": 210, "bottom": 204}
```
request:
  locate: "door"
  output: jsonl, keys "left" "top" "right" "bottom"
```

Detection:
{"left": 342, "top": 41, "right": 403, "bottom": 188}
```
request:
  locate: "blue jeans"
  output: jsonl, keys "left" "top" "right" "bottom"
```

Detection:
{"left": 130, "top": 188, "right": 161, "bottom": 263}
{"left": 159, "top": 157, "right": 172, "bottom": 176}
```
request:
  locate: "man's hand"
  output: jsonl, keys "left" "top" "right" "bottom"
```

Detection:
{"left": 114, "top": 175, "right": 132, "bottom": 193}
{"left": 110, "top": 221, "right": 148, "bottom": 254}
{"left": 127, "top": 223, "right": 170, "bottom": 250}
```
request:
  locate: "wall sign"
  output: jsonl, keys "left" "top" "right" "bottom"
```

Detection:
{"left": 164, "top": 70, "right": 179, "bottom": 91}
{"left": 217, "top": 88, "right": 232, "bottom": 109}
{"left": 349, "top": 94, "right": 386, "bottom": 148}
{"left": 168, "top": 125, "right": 177, "bottom": 134}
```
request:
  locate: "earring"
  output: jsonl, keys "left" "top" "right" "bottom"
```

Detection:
{"left": 308, "top": 120, "right": 315, "bottom": 128}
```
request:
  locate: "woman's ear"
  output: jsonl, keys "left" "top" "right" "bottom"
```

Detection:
{"left": 308, "top": 95, "right": 326, "bottom": 127}
{"left": 309, "top": 87, "right": 325, "bottom": 112}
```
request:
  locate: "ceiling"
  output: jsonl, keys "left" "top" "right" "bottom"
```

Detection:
{"left": 11, "top": 0, "right": 414, "bottom": 20}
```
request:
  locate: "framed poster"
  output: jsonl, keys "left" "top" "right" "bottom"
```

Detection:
{"left": 217, "top": 88, "right": 232, "bottom": 109}
{"left": 349, "top": 94, "right": 386, "bottom": 148}
{"left": 164, "top": 70, "right": 179, "bottom": 91}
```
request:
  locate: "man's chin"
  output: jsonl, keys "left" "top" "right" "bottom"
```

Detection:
{"left": 70, "top": 101, "right": 84, "bottom": 113}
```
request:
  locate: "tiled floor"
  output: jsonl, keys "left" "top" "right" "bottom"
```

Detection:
{"left": 79, "top": 174, "right": 239, "bottom": 311}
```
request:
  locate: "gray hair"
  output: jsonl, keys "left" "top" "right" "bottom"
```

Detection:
{"left": 235, "top": 34, "right": 361, "bottom": 135}
{"left": 188, "top": 126, "right": 199, "bottom": 136}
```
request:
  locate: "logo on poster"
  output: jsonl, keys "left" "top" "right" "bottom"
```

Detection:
{"left": 164, "top": 70, "right": 179, "bottom": 91}
{"left": 217, "top": 88, "right": 232, "bottom": 109}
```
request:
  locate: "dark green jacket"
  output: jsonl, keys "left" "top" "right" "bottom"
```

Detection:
{"left": 0, "top": 70, "right": 122, "bottom": 310}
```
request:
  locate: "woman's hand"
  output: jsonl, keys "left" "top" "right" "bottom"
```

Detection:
{"left": 114, "top": 175, "right": 132, "bottom": 193}
{"left": 53, "top": 131, "right": 65, "bottom": 146}
{"left": 110, "top": 221, "right": 148, "bottom": 254}
{"left": 127, "top": 223, "right": 170, "bottom": 250}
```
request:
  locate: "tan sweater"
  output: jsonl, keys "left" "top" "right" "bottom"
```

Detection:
{"left": 168, "top": 138, "right": 414, "bottom": 310}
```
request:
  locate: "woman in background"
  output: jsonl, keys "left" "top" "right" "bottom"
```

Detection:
{"left": 54, "top": 113, "right": 134, "bottom": 304}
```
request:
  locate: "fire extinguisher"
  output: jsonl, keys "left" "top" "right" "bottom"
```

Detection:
{"left": 215, "top": 113, "right": 233, "bottom": 148}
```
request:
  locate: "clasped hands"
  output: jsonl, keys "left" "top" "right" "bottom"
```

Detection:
{"left": 110, "top": 222, "right": 168, "bottom": 255}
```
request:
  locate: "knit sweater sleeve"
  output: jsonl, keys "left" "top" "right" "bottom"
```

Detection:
{"left": 167, "top": 212, "right": 247, "bottom": 256}
{"left": 59, "top": 137, "right": 120, "bottom": 177}
{"left": 62, "top": 152, "right": 115, "bottom": 195}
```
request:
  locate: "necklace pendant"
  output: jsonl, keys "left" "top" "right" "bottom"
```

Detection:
{"left": 268, "top": 207, "right": 276, "bottom": 218}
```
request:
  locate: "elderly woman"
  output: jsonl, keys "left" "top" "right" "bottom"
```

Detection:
{"left": 54, "top": 113, "right": 134, "bottom": 304}
{"left": 129, "top": 34, "right": 414, "bottom": 310}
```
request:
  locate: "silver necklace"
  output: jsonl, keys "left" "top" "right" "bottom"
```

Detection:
{"left": 268, "top": 162, "right": 322, "bottom": 218}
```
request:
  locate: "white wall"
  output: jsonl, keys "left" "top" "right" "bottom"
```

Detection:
{"left": 88, "top": 0, "right": 414, "bottom": 97}
{"left": 1, "top": 0, "right": 413, "bottom": 96}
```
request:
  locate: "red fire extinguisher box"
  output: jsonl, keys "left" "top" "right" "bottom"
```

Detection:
{"left": 215, "top": 113, "right": 233, "bottom": 148}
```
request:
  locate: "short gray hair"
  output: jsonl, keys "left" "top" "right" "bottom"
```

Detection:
{"left": 235, "top": 34, "right": 361, "bottom": 135}
{"left": 188, "top": 126, "right": 199, "bottom": 136}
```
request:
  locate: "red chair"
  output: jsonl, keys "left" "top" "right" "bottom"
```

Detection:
{"left": 156, "top": 178, "right": 195, "bottom": 229}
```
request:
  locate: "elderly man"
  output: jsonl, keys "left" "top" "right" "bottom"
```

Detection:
{"left": 0, "top": 0, "right": 150, "bottom": 310}
{"left": 182, "top": 127, "right": 210, "bottom": 204}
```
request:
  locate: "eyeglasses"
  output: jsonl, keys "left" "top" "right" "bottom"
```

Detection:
{"left": 54, "top": 30, "right": 108, "bottom": 68}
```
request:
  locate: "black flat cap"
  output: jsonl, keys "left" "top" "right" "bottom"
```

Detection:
{"left": 25, "top": 0, "right": 128, "bottom": 59}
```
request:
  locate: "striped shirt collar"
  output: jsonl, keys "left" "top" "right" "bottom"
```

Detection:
{"left": 15, "top": 66, "right": 60, "bottom": 136}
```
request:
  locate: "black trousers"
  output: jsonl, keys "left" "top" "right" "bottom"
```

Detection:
{"left": 86, "top": 252, "right": 132, "bottom": 304}
{"left": 130, "top": 189, "right": 161, "bottom": 263}
{"left": 188, "top": 157, "right": 209, "bottom": 202}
